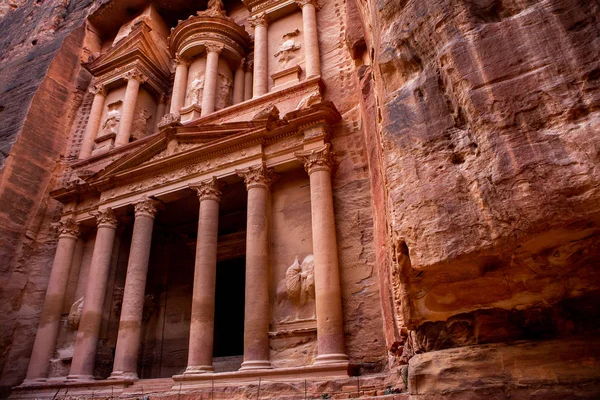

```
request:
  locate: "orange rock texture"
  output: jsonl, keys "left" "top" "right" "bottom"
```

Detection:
{"left": 0, "top": 0, "right": 598, "bottom": 398}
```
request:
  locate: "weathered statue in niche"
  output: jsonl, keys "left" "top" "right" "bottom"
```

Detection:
{"left": 186, "top": 73, "right": 205, "bottom": 106}
{"left": 100, "top": 102, "right": 121, "bottom": 137}
{"left": 215, "top": 73, "right": 233, "bottom": 110}
{"left": 130, "top": 108, "right": 152, "bottom": 141}
{"left": 67, "top": 297, "right": 84, "bottom": 330}
{"left": 274, "top": 29, "right": 302, "bottom": 65}
{"left": 276, "top": 255, "right": 316, "bottom": 322}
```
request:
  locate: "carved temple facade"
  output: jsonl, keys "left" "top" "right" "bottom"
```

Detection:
{"left": 13, "top": 0, "right": 382, "bottom": 397}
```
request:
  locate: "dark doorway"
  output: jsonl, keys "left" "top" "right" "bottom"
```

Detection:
{"left": 213, "top": 256, "right": 245, "bottom": 357}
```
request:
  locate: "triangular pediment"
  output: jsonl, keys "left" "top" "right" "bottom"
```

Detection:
{"left": 87, "top": 21, "right": 170, "bottom": 78}
{"left": 89, "top": 120, "right": 268, "bottom": 185}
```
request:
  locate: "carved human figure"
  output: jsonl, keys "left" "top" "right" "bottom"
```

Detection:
{"left": 276, "top": 255, "right": 316, "bottom": 322}
{"left": 67, "top": 297, "right": 84, "bottom": 330}
{"left": 274, "top": 29, "right": 302, "bottom": 65}
{"left": 101, "top": 107, "right": 121, "bottom": 137}
{"left": 130, "top": 108, "right": 151, "bottom": 141}
{"left": 215, "top": 73, "right": 233, "bottom": 110}
{"left": 186, "top": 73, "right": 205, "bottom": 106}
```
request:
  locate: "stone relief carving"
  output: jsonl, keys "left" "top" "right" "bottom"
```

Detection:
{"left": 131, "top": 108, "right": 151, "bottom": 141}
{"left": 186, "top": 73, "right": 205, "bottom": 106}
{"left": 276, "top": 255, "right": 316, "bottom": 322}
{"left": 197, "top": 0, "right": 226, "bottom": 17}
{"left": 296, "top": 91, "right": 322, "bottom": 110}
{"left": 100, "top": 102, "right": 121, "bottom": 137}
{"left": 67, "top": 297, "right": 84, "bottom": 330}
{"left": 274, "top": 29, "right": 302, "bottom": 65}
{"left": 215, "top": 73, "right": 233, "bottom": 110}
{"left": 158, "top": 112, "right": 181, "bottom": 129}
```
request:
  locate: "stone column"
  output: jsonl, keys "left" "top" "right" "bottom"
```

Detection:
{"left": 115, "top": 71, "right": 146, "bottom": 147}
{"left": 24, "top": 220, "right": 80, "bottom": 383}
{"left": 201, "top": 43, "right": 223, "bottom": 117}
{"left": 237, "top": 163, "right": 276, "bottom": 370}
{"left": 244, "top": 57, "right": 253, "bottom": 101}
{"left": 170, "top": 56, "right": 190, "bottom": 114}
{"left": 249, "top": 13, "right": 268, "bottom": 98}
{"left": 232, "top": 59, "right": 246, "bottom": 105}
{"left": 184, "top": 178, "right": 222, "bottom": 375}
{"left": 79, "top": 85, "right": 107, "bottom": 159}
{"left": 110, "top": 198, "right": 162, "bottom": 380}
{"left": 68, "top": 209, "right": 119, "bottom": 380}
{"left": 297, "top": 0, "right": 321, "bottom": 78}
{"left": 155, "top": 94, "right": 168, "bottom": 132}
{"left": 295, "top": 144, "right": 348, "bottom": 364}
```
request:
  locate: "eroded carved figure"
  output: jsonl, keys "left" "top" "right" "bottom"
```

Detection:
{"left": 100, "top": 108, "right": 121, "bottom": 137}
{"left": 276, "top": 255, "right": 315, "bottom": 322}
{"left": 131, "top": 108, "right": 152, "bottom": 140}
{"left": 215, "top": 73, "right": 233, "bottom": 110}
{"left": 186, "top": 73, "right": 205, "bottom": 106}
{"left": 274, "top": 29, "right": 302, "bottom": 64}
{"left": 67, "top": 297, "right": 84, "bottom": 330}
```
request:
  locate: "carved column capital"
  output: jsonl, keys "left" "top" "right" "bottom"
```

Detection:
{"left": 92, "top": 208, "right": 119, "bottom": 229}
{"left": 159, "top": 94, "right": 169, "bottom": 104}
{"left": 238, "top": 57, "right": 246, "bottom": 71}
{"left": 175, "top": 55, "right": 192, "bottom": 67}
{"left": 296, "top": 0, "right": 316, "bottom": 7}
{"left": 204, "top": 43, "right": 224, "bottom": 54}
{"left": 90, "top": 84, "right": 107, "bottom": 97}
{"left": 246, "top": 57, "right": 254, "bottom": 71}
{"left": 249, "top": 12, "right": 268, "bottom": 28}
{"left": 189, "top": 177, "right": 223, "bottom": 202}
{"left": 124, "top": 70, "right": 147, "bottom": 83}
{"left": 237, "top": 163, "right": 278, "bottom": 190}
{"left": 134, "top": 197, "right": 164, "bottom": 219}
{"left": 56, "top": 219, "right": 80, "bottom": 239}
{"left": 295, "top": 144, "right": 334, "bottom": 174}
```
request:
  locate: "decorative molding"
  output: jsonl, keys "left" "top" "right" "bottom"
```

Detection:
{"left": 134, "top": 196, "right": 164, "bottom": 219}
{"left": 92, "top": 208, "right": 118, "bottom": 228}
{"left": 237, "top": 163, "right": 278, "bottom": 190}
{"left": 295, "top": 143, "right": 334, "bottom": 174}
{"left": 189, "top": 177, "right": 223, "bottom": 202}
{"left": 296, "top": 0, "right": 316, "bottom": 7}
{"left": 56, "top": 219, "right": 80, "bottom": 239}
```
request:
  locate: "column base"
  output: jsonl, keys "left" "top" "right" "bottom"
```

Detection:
{"left": 108, "top": 371, "right": 139, "bottom": 381}
{"left": 19, "top": 377, "right": 48, "bottom": 386}
{"left": 239, "top": 360, "right": 272, "bottom": 371}
{"left": 66, "top": 374, "right": 95, "bottom": 381}
{"left": 314, "top": 353, "right": 349, "bottom": 365}
{"left": 183, "top": 365, "right": 214, "bottom": 375}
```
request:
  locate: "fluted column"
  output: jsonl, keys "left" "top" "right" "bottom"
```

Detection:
{"left": 110, "top": 198, "right": 162, "bottom": 380}
{"left": 184, "top": 178, "right": 222, "bottom": 375}
{"left": 295, "top": 144, "right": 348, "bottom": 364}
{"left": 115, "top": 71, "right": 146, "bottom": 147}
{"left": 79, "top": 85, "right": 107, "bottom": 159}
{"left": 170, "top": 56, "right": 190, "bottom": 114}
{"left": 244, "top": 57, "right": 253, "bottom": 101}
{"left": 24, "top": 220, "right": 80, "bottom": 383}
{"left": 68, "top": 209, "right": 119, "bottom": 380}
{"left": 201, "top": 43, "right": 223, "bottom": 117}
{"left": 297, "top": 0, "right": 321, "bottom": 78}
{"left": 237, "top": 164, "right": 276, "bottom": 370}
{"left": 232, "top": 59, "right": 246, "bottom": 105}
{"left": 249, "top": 13, "right": 268, "bottom": 98}
{"left": 155, "top": 94, "right": 168, "bottom": 132}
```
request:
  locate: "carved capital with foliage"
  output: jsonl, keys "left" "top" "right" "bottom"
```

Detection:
{"left": 249, "top": 12, "right": 268, "bottom": 28}
{"left": 190, "top": 177, "right": 223, "bottom": 202}
{"left": 205, "top": 42, "right": 224, "bottom": 54}
{"left": 295, "top": 144, "right": 334, "bottom": 175}
{"left": 55, "top": 219, "right": 80, "bottom": 239}
{"left": 92, "top": 208, "right": 119, "bottom": 229}
{"left": 134, "top": 197, "right": 164, "bottom": 219}
{"left": 124, "top": 69, "right": 148, "bottom": 83}
{"left": 90, "top": 84, "right": 107, "bottom": 97}
{"left": 237, "top": 163, "right": 278, "bottom": 190}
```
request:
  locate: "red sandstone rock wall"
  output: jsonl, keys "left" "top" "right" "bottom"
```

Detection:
{"left": 0, "top": 0, "right": 98, "bottom": 394}
{"left": 349, "top": 0, "right": 600, "bottom": 396}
